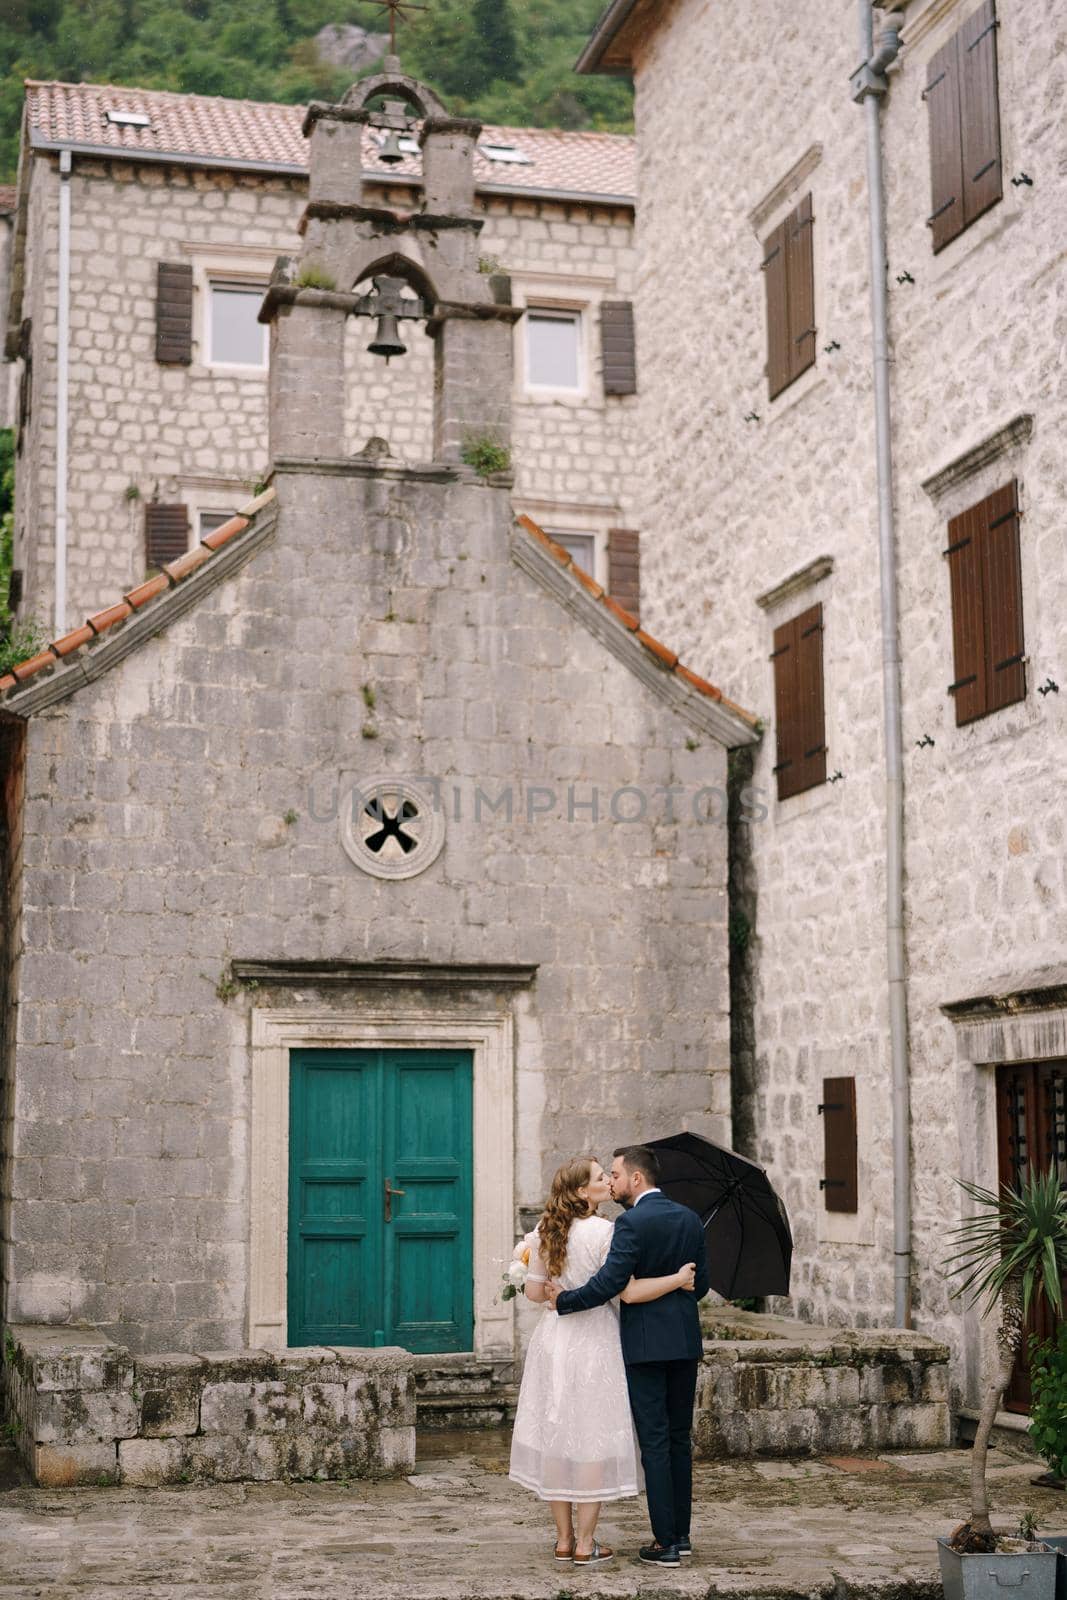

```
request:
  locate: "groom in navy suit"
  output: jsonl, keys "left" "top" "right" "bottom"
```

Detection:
{"left": 546, "top": 1145, "right": 709, "bottom": 1567}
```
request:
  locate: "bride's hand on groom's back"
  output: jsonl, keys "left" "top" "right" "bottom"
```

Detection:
{"left": 677, "top": 1262, "right": 697, "bottom": 1293}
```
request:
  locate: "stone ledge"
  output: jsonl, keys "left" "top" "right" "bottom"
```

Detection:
{"left": 694, "top": 1307, "right": 952, "bottom": 1459}
{"left": 2, "top": 1326, "right": 416, "bottom": 1487}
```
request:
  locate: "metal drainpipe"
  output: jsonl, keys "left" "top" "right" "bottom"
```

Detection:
{"left": 851, "top": 4, "right": 912, "bottom": 1329}
{"left": 54, "top": 146, "right": 72, "bottom": 636}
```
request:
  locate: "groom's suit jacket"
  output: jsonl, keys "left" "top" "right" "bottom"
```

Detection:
{"left": 554, "top": 1191, "right": 709, "bottom": 1365}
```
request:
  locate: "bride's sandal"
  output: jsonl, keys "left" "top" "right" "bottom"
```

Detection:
{"left": 573, "top": 1541, "right": 614, "bottom": 1565}
{"left": 553, "top": 1541, "right": 575, "bottom": 1562}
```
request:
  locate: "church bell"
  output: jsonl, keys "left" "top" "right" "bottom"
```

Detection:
{"left": 367, "top": 311, "right": 408, "bottom": 360}
{"left": 378, "top": 130, "right": 405, "bottom": 166}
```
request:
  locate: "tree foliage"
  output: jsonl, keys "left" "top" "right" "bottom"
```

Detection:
{"left": 0, "top": 0, "right": 633, "bottom": 182}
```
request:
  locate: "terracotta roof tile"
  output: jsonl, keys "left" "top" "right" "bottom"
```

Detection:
{"left": 24, "top": 80, "right": 636, "bottom": 202}
{"left": 602, "top": 594, "right": 640, "bottom": 631}
{"left": 11, "top": 649, "right": 57, "bottom": 683}
{"left": 163, "top": 545, "right": 211, "bottom": 582}
{"left": 515, "top": 513, "right": 759, "bottom": 727}
{"left": 51, "top": 624, "right": 95, "bottom": 657}
{"left": 125, "top": 573, "right": 169, "bottom": 609}
{"left": 0, "top": 487, "right": 277, "bottom": 703}
{"left": 200, "top": 513, "right": 249, "bottom": 551}
{"left": 87, "top": 600, "right": 132, "bottom": 635}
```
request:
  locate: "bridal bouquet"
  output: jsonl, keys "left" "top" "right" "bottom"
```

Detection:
{"left": 500, "top": 1229, "right": 538, "bottom": 1301}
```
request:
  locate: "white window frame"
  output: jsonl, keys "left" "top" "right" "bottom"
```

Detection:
{"left": 179, "top": 482, "right": 248, "bottom": 551}
{"left": 516, "top": 499, "right": 620, "bottom": 589}
{"left": 182, "top": 245, "right": 278, "bottom": 376}
{"left": 523, "top": 305, "right": 584, "bottom": 398}
{"left": 509, "top": 271, "right": 617, "bottom": 407}
{"left": 205, "top": 279, "right": 269, "bottom": 372}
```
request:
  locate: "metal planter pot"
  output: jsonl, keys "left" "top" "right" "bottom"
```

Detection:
{"left": 937, "top": 1537, "right": 1060, "bottom": 1600}
{"left": 1032, "top": 1534, "right": 1067, "bottom": 1600}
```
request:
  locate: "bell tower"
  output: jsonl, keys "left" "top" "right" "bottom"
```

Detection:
{"left": 260, "top": 63, "right": 520, "bottom": 467}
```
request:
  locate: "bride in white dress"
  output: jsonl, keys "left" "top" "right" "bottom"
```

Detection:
{"left": 508, "top": 1156, "right": 695, "bottom": 1566}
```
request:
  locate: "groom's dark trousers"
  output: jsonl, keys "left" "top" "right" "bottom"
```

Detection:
{"left": 554, "top": 1192, "right": 709, "bottom": 1549}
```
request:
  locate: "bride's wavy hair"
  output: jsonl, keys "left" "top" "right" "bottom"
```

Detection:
{"left": 538, "top": 1156, "right": 597, "bottom": 1278}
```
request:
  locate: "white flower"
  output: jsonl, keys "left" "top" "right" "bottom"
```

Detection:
{"left": 505, "top": 1257, "right": 528, "bottom": 1288}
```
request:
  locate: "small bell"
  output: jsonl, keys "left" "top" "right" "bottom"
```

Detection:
{"left": 367, "top": 311, "right": 407, "bottom": 361}
{"left": 378, "top": 129, "right": 405, "bottom": 166}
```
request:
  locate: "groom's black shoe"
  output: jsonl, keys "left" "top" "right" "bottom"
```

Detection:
{"left": 639, "top": 1542, "right": 681, "bottom": 1567}
{"left": 677, "top": 1536, "right": 693, "bottom": 1558}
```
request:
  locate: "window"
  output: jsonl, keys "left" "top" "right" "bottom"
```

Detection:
{"left": 526, "top": 309, "right": 581, "bottom": 392}
{"left": 479, "top": 143, "right": 534, "bottom": 165}
{"left": 762, "top": 193, "right": 815, "bottom": 401}
{"left": 198, "top": 509, "right": 237, "bottom": 540}
{"left": 945, "top": 480, "right": 1025, "bottom": 725}
{"left": 207, "top": 282, "right": 267, "bottom": 368}
{"left": 547, "top": 530, "right": 596, "bottom": 577}
{"left": 924, "top": 0, "right": 1002, "bottom": 254}
{"left": 770, "top": 601, "right": 826, "bottom": 800}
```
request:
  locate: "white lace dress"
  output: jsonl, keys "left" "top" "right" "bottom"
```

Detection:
{"left": 508, "top": 1215, "right": 640, "bottom": 1502}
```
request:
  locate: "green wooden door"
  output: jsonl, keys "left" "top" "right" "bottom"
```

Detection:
{"left": 288, "top": 1048, "right": 473, "bottom": 1352}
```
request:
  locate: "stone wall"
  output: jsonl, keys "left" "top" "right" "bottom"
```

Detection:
{"left": 12, "top": 163, "right": 638, "bottom": 629}
{"left": 695, "top": 1308, "right": 950, "bottom": 1458}
{"left": 628, "top": 0, "right": 1067, "bottom": 1392}
{"left": 3, "top": 1323, "right": 415, "bottom": 1486}
{"left": 1, "top": 469, "right": 736, "bottom": 1353}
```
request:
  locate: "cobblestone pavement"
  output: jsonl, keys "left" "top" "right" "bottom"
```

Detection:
{"left": 2, "top": 1433, "right": 1066, "bottom": 1600}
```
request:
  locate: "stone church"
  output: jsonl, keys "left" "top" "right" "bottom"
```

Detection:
{"left": 0, "top": 64, "right": 757, "bottom": 1478}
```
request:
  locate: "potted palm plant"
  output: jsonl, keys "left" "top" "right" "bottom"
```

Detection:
{"left": 939, "top": 1166, "right": 1067, "bottom": 1600}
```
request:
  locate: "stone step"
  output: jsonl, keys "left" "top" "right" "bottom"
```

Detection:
{"left": 416, "top": 1387, "right": 519, "bottom": 1430}
{"left": 411, "top": 1353, "right": 518, "bottom": 1430}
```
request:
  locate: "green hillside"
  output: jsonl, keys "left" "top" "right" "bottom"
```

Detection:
{"left": 0, "top": 0, "right": 633, "bottom": 183}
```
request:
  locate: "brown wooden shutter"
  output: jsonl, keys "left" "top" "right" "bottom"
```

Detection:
{"left": 982, "top": 479, "right": 1025, "bottom": 715}
{"left": 787, "top": 194, "right": 816, "bottom": 385}
{"left": 959, "top": 0, "right": 1002, "bottom": 229}
{"left": 607, "top": 528, "right": 640, "bottom": 620}
{"left": 794, "top": 602, "right": 827, "bottom": 792}
{"left": 945, "top": 500, "right": 987, "bottom": 724}
{"left": 770, "top": 617, "right": 799, "bottom": 800}
{"left": 762, "top": 217, "right": 790, "bottom": 401}
{"left": 156, "top": 262, "right": 194, "bottom": 364}
{"left": 145, "top": 502, "right": 190, "bottom": 570}
{"left": 771, "top": 604, "right": 826, "bottom": 801}
{"left": 945, "top": 480, "right": 1025, "bottom": 725}
{"left": 925, "top": 33, "right": 964, "bottom": 253}
{"left": 600, "top": 301, "right": 637, "bottom": 396}
{"left": 821, "top": 1076, "right": 858, "bottom": 1213}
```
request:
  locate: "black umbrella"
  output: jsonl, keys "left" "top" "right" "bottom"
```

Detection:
{"left": 645, "top": 1131, "right": 792, "bottom": 1300}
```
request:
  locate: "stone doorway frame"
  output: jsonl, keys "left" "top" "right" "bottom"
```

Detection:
{"left": 248, "top": 1005, "right": 516, "bottom": 1359}
{"left": 942, "top": 969, "right": 1067, "bottom": 1410}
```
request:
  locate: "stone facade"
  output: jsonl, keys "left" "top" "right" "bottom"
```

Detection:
{"left": 591, "top": 0, "right": 1067, "bottom": 1402}
{"left": 5, "top": 92, "right": 639, "bottom": 632}
{"left": 4, "top": 1324, "right": 416, "bottom": 1486}
{"left": 0, "top": 67, "right": 756, "bottom": 1366}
